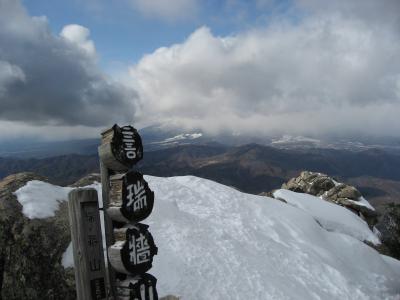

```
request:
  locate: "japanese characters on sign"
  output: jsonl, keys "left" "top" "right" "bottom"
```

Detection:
{"left": 108, "top": 171, "right": 155, "bottom": 223}
{"left": 122, "top": 172, "right": 154, "bottom": 223}
{"left": 112, "top": 125, "right": 143, "bottom": 166}
{"left": 109, "top": 224, "right": 158, "bottom": 275}
{"left": 121, "top": 126, "right": 139, "bottom": 160}
{"left": 82, "top": 201, "right": 107, "bottom": 300}
{"left": 118, "top": 274, "right": 158, "bottom": 300}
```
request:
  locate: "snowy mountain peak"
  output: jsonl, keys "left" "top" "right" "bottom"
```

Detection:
{"left": 150, "top": 132, "right": 204, "bottom": 147}
{"left": 13, "top": 175, "right": 400, "bottom": 299}
{"left": 271, "top": 135, "right": 322, "bottom": 145}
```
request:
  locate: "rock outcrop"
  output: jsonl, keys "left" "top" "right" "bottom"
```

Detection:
{"left": 281, "top": 171, "right": 378, "bottom": 227}
{"left": 282, "top": 171, "right": 336, "bottom": 196}
{"left": 0, "top": 172, "right": 179, "bottom": 299}
{"left": 69, "top": 173, "right": 100, "bottom": 188}
{"left": 0, "top": 173, "right": 75, "bottom": 300}
{"left": 376, "top": 203, "right": 400, "bottom": 260}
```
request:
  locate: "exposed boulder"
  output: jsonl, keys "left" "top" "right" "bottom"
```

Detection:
{"left": 326, "top": 184, "right": 361, "bottom": 200}
{"left": 0, "top": 173, "right": 75, "bottom": 300}
{"left": 376, "top": 203, "right": 400, "bottom": 260}
{"left": 280, "top": 171, "right": 378, "bottom": 228}
{"left": 282, "top": 171, "right": 336, "bottom": 196}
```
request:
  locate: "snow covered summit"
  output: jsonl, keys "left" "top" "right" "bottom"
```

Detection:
{"left": 14, "top": 175, "right": 400, "bottom": 299}
{"left": 146, "top": 176, "right": 400, "bottom": 299}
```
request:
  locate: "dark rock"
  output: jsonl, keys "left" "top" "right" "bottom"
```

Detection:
{"left": 259, "top": 190, "right": 274, "bottom": 198}
{"left": 325, "top": 184, "right": 361, "bottom": 201}
{"left": 309, "top": 177, "right": 336, "bottom": 196}
{"left": 259, "top": 190, "right": 287, "bottom": 203}
{"left": 0, "top": 173, "right": 75, "bottom": 300}
{"left": 282, "top": 171, "right": 336, "bottom": 196}
{"left": 376, "top": 203, "right": 400, "bottom": 260}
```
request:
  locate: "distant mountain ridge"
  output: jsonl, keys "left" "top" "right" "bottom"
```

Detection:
{"left": 2, "top": 125, "right": 400, "bottom": 159}
{"left": 1, "top": 143, "right": 400, "bottom": 211}
{"left": 0, "top": 154, "right": 99, "bottom": 185}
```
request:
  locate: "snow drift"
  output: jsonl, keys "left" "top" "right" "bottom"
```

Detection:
{"left": 15, "top": 176, "right": 400, "bottom": 299}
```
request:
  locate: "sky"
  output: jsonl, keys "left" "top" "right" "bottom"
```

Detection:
{"left": 0, "top": 0, "right": 399, "bottom": 141}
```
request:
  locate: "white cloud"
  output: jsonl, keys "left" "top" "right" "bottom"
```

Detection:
{"left": 130, "top": 0, "right": 198, "bottom": 21}
{"left": 297, "top": 0, "right": 400, "bottom": 28}
{"left": 0, "top": 120, "right": 103, "bottom": 141}
{"left": 60, "top": 24, "right": 96, "bottom": 58}
{"left": 128, "top": 10, "right": 400, "bottom": 137}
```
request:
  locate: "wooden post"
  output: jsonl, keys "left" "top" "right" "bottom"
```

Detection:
{"left": 68, "top": 188, "right": 107, "bottom": 300}
{"left": 99, "top": 160, "right": 119, "bottom": 299}
{"left": 99, "top": 124, "right": 158, "bottom": 299}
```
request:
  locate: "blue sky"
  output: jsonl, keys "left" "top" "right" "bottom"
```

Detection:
{"left": 22, "top": 0, "right": 296, "bottom": 71}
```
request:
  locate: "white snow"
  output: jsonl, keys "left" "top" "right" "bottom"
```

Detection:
{"left": 13, "top": 180, "right": 73, "bottom": 218}
{"left": 144, "top": 176, "right": 398, "bottom": 299}
{"left": 14, "top": 180, "right": 106, "bottom": 269}
{"left": 13, "top": 180, "right": 103, "bottom": 219}
{"left": 271, "top": 135, "right": 321, "bottom": 145}
{"left": 15, "top": 176, "right": 400, "bottom": 299}
{"left": 381, "top": 255, "right": 400, "bottom": 278}
{"left": 62, "top": 242, "right": 74, "bottom": 268}
{"left": 273, "top": 189, "right": 380, "bottom": 245}
{"left": 348, "top": 196, "right": 376, "bottom": 211}
{"left": 157, "top": 133, "right": 203, "bottom": 144}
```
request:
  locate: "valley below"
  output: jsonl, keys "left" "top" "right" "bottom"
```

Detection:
{"left": 1, "top": 143, "right": 399, "bottom": 212}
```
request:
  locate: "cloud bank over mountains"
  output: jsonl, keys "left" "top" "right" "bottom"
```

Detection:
{"left": 0, "top": 0, "right": 399, "bottom": 140}
{"left": 129, "top": 0, "right": 400, "bottom": 137}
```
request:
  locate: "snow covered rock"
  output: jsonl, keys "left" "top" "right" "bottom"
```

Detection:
{"left": 273, "top": 189, "right": 380, "bottom": 245}
{"left": 145, "top": 176, "right": 399, "bottom": 299}
{"left": 281, "top": 171, "right": 378, "bottom": 227}
{"left": 5, "top": 173, "right": 400, "bottom": 299}
{"left": 326, "top": 184, "right": 362, "bottom": 200}
{"left": 282, "top": 171, "right": 336, "bottom": 196}
{"left": 0, "top": 173, "right": 75, "bottom": 300}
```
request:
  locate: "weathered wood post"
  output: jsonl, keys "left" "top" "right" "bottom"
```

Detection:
{"left": 68, "top": 188, "right": 107, "bottom": 300}
{"left": 99, "top": 124, "right": 158, "bottom": 300}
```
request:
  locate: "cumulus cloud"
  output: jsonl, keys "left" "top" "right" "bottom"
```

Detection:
{"left": 60, "top": 24, "right": 96, "bottom": 58}
{"left": 0, "top": 0, "right": 137, "bottom": 128}
{"left": 130, "top": 0, "right": 198, "bottom": 21}
{"left": 128, "top": 2, "right": 400, "bottom": 137}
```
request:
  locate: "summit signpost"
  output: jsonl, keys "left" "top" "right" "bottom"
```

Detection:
{"left": 98, "top": 124, "right": 158, "bottom": 300}
{"left": 108, "top": 171, "right": 155, "bottom": 223}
